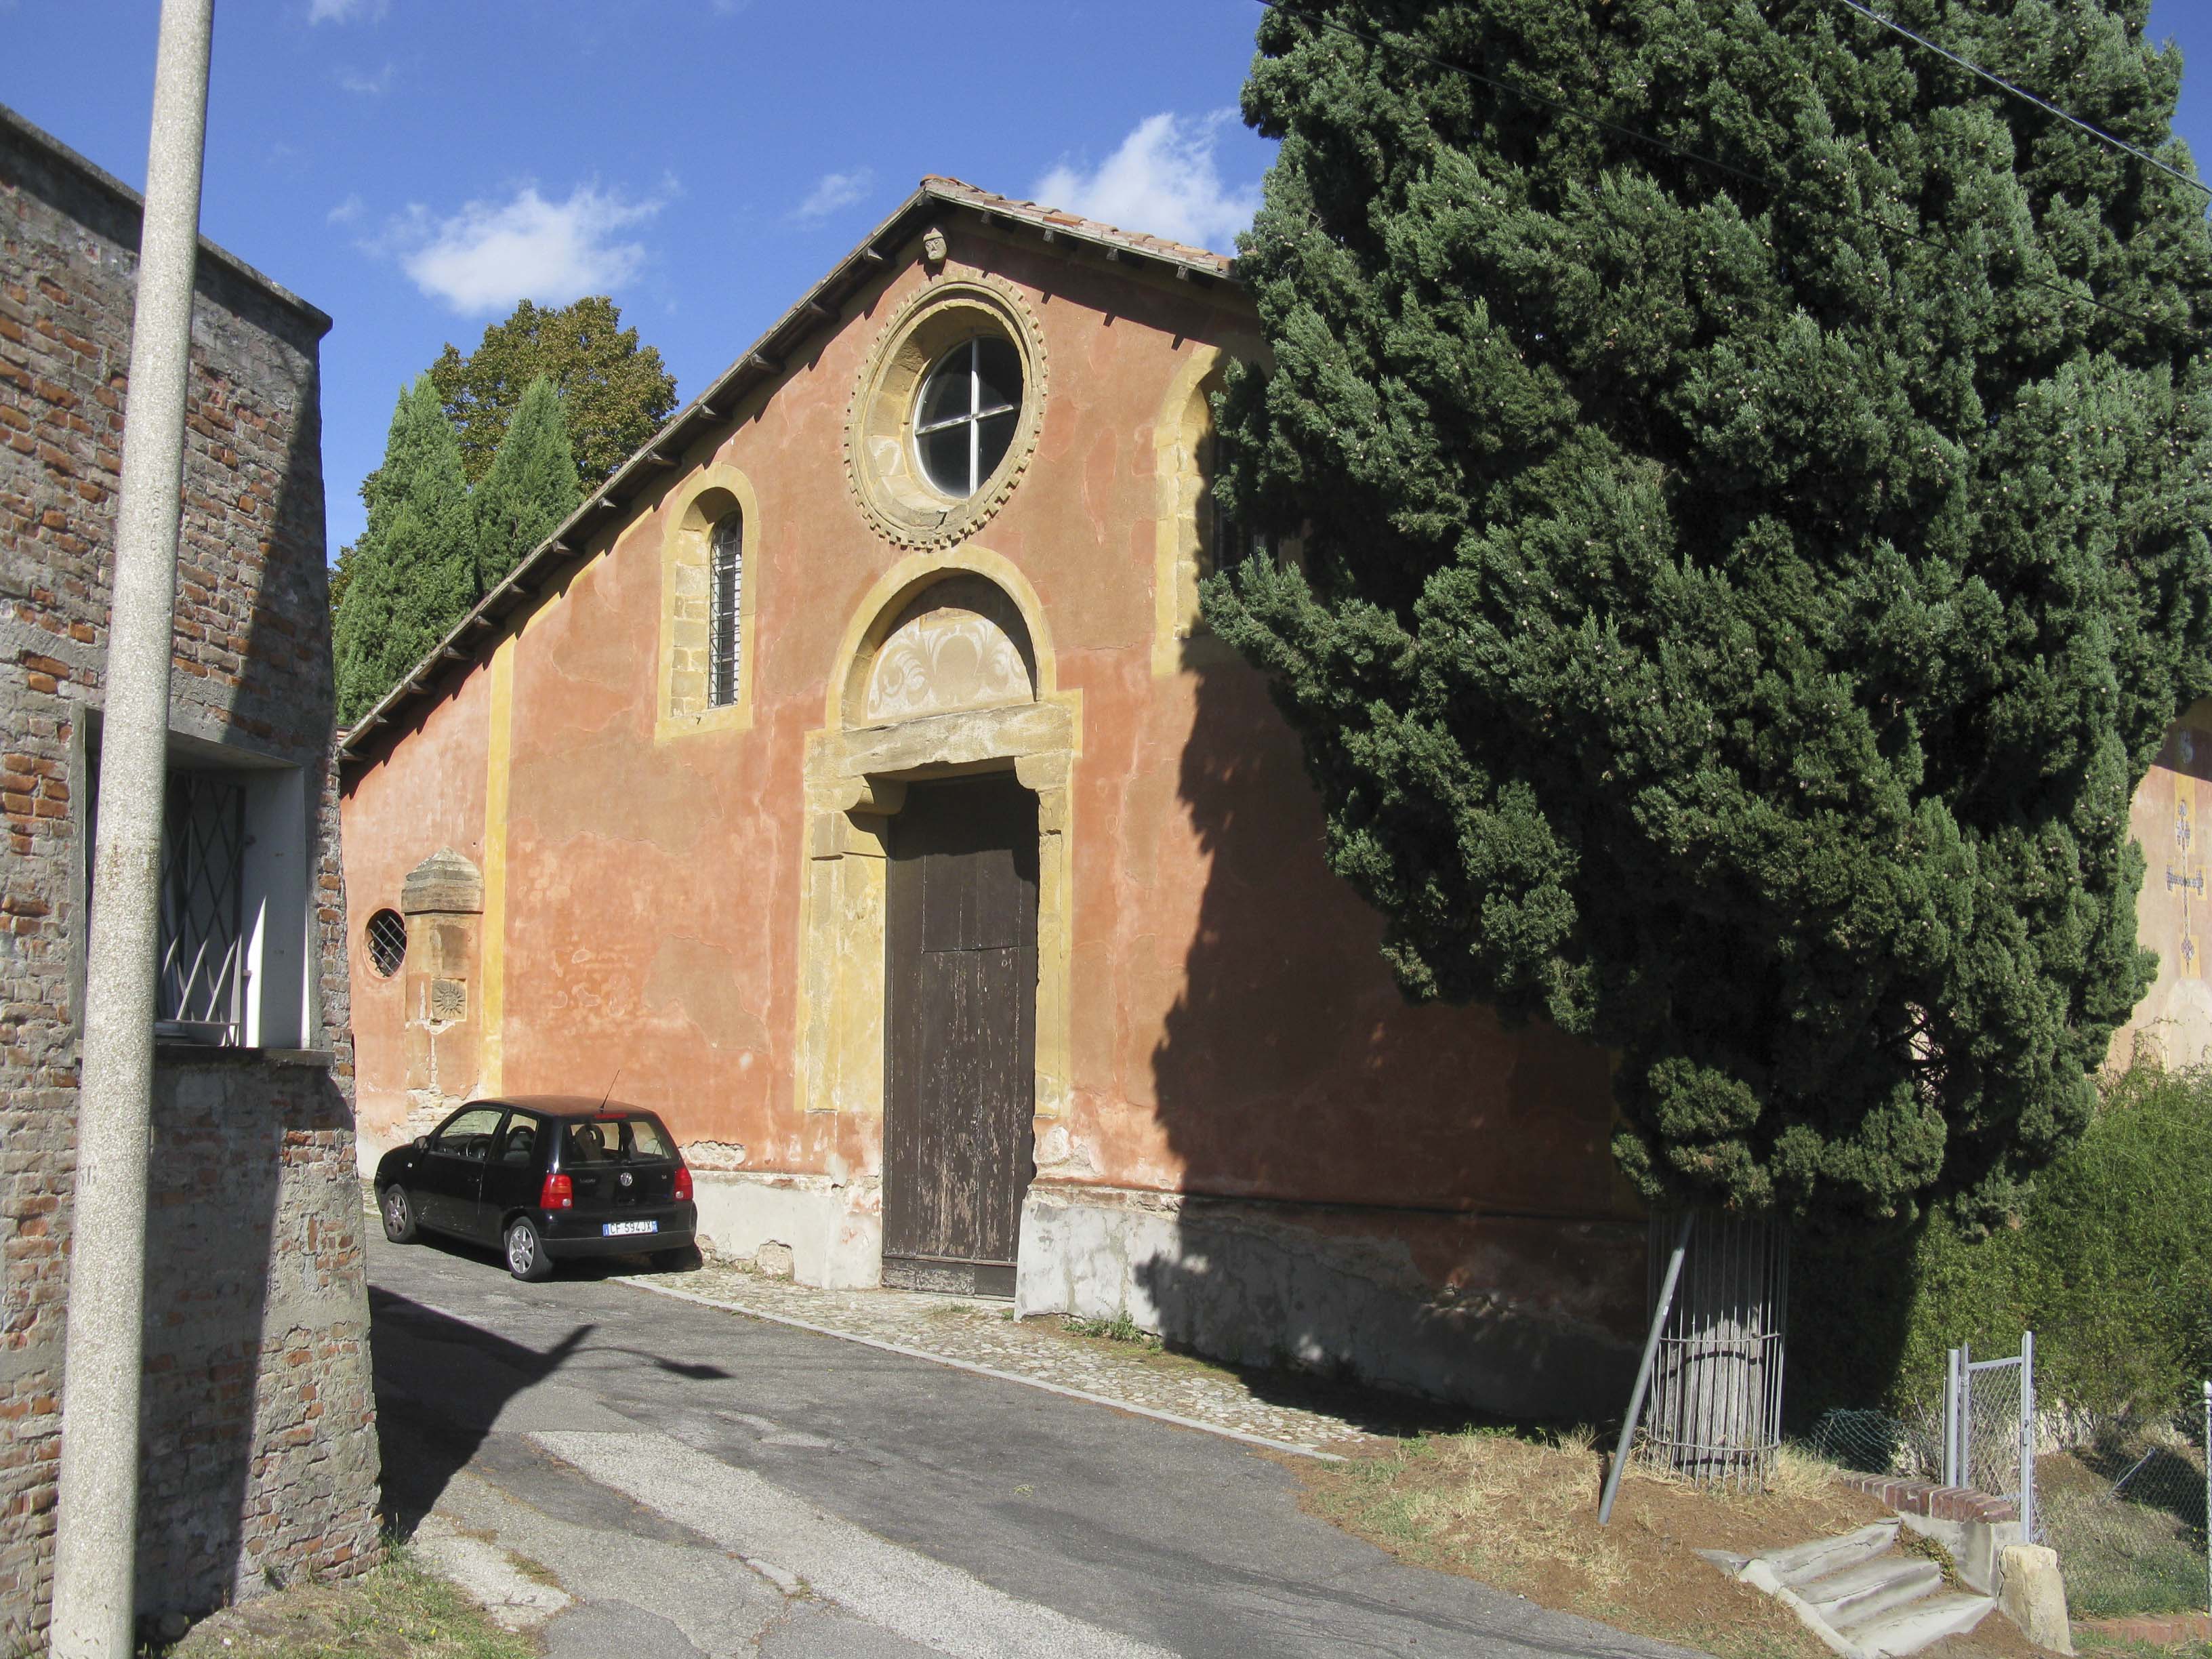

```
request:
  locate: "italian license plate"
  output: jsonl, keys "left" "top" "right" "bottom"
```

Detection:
{"left": 602, "top": 1219, "right": 658, "bottom": 1237}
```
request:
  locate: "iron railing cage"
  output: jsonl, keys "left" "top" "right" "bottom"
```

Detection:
{"left": 155, "top": 768, "right": 247, "bottom": 1043}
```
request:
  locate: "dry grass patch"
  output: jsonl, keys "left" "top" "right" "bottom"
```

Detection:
{"left": 1301, "top": 1429, "right": 2036, "bottom": 1659}
{"left": 165, "top": 1549, "right": 539, "bottom": 1659}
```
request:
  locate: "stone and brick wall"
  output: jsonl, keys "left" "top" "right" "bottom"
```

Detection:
{"left": 1841, "top": 1474, "right": 2020, "bottom": 1525}
{"left": 1, "top": 103, "right": 377, "bottom": 1639}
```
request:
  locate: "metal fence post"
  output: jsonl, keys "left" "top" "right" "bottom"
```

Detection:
{"left": 2020, "top": 1330, "right": 2036, "bottom": 1541}
{"left": 1599, "top": 1212, "right": 1696, "bottom": 1525}
{"left": 1944, "top": 1347, "right": 1961, "bottom": 1488}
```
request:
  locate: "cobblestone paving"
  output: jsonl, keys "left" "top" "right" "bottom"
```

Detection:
{"left": 626, "top": 1262, "right": 1395, "bottom": 1457}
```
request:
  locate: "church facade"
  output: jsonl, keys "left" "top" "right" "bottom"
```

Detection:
{"left": 335, "top": 180, "right": 1660, "bottom": 1416}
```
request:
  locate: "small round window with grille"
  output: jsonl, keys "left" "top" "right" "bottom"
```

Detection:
{"left": 365, "top": 909, "right": 407, "bottom": 979}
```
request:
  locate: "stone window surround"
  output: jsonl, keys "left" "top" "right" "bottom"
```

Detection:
{"left": 657, "top": 461, "right": 763, "bottom": 738}
{"left": 96, "top": 723, "right": 320, "bottom": 1052}
{"left": 795, "top": 546, "right": 1080, "bottom": 1164}
{"left": 1149, "top": 344, "right": 1302, "bottom": 677}
{"left": 844, "top": 274, "right": 1049, "bottom": 552}
{"left": 1151, "top": 344, "right": 1241, "bottom": 676}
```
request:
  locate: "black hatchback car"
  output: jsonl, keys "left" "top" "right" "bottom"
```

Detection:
{"left": 376, "top": 1097, "right": 699, "bottom": 1281}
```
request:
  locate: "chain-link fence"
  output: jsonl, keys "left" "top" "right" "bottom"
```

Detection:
{"left": 1946, "top": 1338, "right": 2034, "bottom": 1536}
{"left": 2037, "top": 1387, "right": 2210, "bottom": 1620}
{"left": 1803, "top": 1405, "right": 1942, "bottom": 1478}
{"left": 1803, "top": 1379, "right": 2212, "bottom": 1622}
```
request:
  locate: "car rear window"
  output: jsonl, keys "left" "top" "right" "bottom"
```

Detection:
{"left": 560, "top": 1115, "right": 674, "bottom": 1165}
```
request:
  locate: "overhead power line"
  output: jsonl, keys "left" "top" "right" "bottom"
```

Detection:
{"left": 1826, "top": 0, "right": 2211, "bottom": 201}
{"left": 1249, "top": 0, "right": 2206, "bottom": 347}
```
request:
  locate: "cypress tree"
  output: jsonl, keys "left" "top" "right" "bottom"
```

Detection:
{"left": 333, "top": 375, "right": 476, "bottom": 726}
{"left": 472, "top": 375, "right": 580, "bottom": 593}
{"left": 1211, "top": 1, "right": 2212, "bottom": 1236}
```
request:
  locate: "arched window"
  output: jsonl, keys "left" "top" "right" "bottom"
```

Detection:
{"left": 1202, "top": 426, "right": 1271, "bottom": 580}
{"left": 708, "top": 510, "right": 742, "bottom": 708}
{"left": 365, "top": 908, "right": 407, "bottom": 979}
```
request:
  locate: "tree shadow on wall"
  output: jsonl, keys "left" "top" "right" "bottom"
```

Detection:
{"left": 1125, "top": 647, "right": 1645, "bottom": 1429}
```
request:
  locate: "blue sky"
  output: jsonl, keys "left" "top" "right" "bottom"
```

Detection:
{"left": 1, "top": 1, "right": 2207, "bottom": 559}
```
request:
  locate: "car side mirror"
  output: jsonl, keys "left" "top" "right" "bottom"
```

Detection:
{"left": 413, "top": 1136, "right": 429, "bottom": 1152}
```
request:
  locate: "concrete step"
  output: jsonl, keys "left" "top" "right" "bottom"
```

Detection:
{"left": 1708, "top": 1528, "right": 2002, "bottom": 1659}
{"left": 1769, "top": 1523, "right": 1903, "bottom": 1588}
{"left": 1847, "top": 1591, "right": 1996, "bottom": 1658}
{"left": 1802, "top": 1556, "right": 1944, "bottom": 1631}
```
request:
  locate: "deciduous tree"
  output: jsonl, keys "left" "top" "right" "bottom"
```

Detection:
{"left": 430, "top": 295, "right": 677, "bottom": 489}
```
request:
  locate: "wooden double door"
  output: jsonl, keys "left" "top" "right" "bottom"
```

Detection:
{"left": 882, "top": 775, "right": 1038, "bottom": 1297}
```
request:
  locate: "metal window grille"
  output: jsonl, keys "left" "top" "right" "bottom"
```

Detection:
{"left": 709, "top": 511, "right": 742, "bottom": 708}
{"left": 156, "top": 769, "right": 246, "bottom": 1044}
{"left": 365, "top": 907, "right": 407, "bottom": 979}
{"left": 1641, "top": 1211, "right": 1789, "bottom": 1490}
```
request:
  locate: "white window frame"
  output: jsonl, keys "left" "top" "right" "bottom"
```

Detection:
{"left": 912, "top": 337, "right": 1020, "bottom": 498}
{"left": 708, "top": 510, "right": 743, "bottom": 710}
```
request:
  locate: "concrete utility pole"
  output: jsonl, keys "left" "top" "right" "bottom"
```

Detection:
{"left": 47, "top": 2, "right": 216, "bottom": 1654}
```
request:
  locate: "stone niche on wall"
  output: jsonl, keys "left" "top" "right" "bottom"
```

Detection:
{"left": 400, "top": 848, "right": 482, "bottom": 1126}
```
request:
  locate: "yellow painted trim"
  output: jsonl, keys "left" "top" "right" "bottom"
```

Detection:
{"left": 478, "top": 630, "right": 517, "bottom": 1096}
{"left": 1149, "top": 345, "right": 1252, "bottom": 678}
{"left": 655, "top": 460, "right": 764, "bottom": 741}
{"left": 824, "top": 543, "right": 1059, "bottom": 732}
{"left": 796, "top": 552, "right": 1082, "bottom": 1157}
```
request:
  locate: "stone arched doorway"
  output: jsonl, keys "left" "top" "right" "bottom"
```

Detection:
{"left": 796, "top": 550, "right": 1078, "bottom": 1293}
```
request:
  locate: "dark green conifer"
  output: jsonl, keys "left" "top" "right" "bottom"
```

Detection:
{"left": 472, "top": 375, "right": 580, "bottom": 593}
{"left": 1210, "top": 1, "right": 2212, "bottom": 1233}
{"left": 333, "top": 375, "right": 475, "bottom": 726}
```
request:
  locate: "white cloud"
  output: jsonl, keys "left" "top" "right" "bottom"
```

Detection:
{"left": 327, "top": 192, "right": 364, "bottom": 226}
{"left": 337, "top": 62, "right": 394, "bottom": 95}
{"left": 1033, "top": 110, "right": 1260, "bottom": 253}
{"left": 308, "top": 0, "right": 386, "bottom": 22}
{"left": 792, "top": 169, "right": 874, "bottom": 222}
{"left": 379, "top": 182, "right": 665, "bottom": 314}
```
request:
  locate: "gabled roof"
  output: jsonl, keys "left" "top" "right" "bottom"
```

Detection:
{"left": 338, "top": 178, "right": 1242, "bottom": 760}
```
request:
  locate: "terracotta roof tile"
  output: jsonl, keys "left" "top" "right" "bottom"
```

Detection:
{"left": 920, "top": 176, "right": 1237, "bottom": 276}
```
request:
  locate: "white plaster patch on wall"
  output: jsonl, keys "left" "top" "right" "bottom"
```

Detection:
{"left": 1033, "top": 1123, "right": 1098, "bottom": 1178}
{"left": 1013, "top": 1185, "right": 1637, "bottom": 1420}
{"left": 684, "top": 1139, "right": 750, "bottom": 1170}
{"left": 689, "top": 1170, "right": 882, "bottom": 1289}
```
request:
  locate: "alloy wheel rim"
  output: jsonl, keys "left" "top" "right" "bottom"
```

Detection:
{"left": 509, "top": 1227, "right": 532, "bottom": 1273}
{"left": 385, "top": 1190, "right": 405, "bottom": 1230}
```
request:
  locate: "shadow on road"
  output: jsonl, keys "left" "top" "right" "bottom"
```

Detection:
{"left": 369, "top": 1241, "right": 730, "bottom": 1535}
{"left": 370, "top": 1286, "right": 594, "bottom": 1536}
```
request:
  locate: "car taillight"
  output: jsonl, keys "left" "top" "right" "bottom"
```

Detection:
{"left": 674, "top": 1164, "right": 693, "bottom": 1203}
{"left": 539, "top": 1172, "right": 573, "bottom": 1210}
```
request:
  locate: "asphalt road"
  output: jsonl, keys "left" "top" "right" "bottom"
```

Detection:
{"left": 369, "top": 1229, "right": 1698, "bottom": 1658}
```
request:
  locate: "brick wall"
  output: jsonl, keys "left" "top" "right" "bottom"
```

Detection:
{"left": 0, "top": 104, "right": 377, "bottom": 1639}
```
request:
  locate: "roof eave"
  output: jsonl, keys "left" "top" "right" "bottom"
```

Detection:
{"left": 337, "top": 180, "right": 1241, "bottom": 760}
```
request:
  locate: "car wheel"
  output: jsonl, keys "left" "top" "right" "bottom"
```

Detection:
{"left": 504, "top": 1216, "right": 554, "bottom": 1282}
{"left": 651, "top": 1244, "right": 702, "bottom": 1272}
{"left": 380, "top": 1184, "right": 418, "bottom": 1244}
